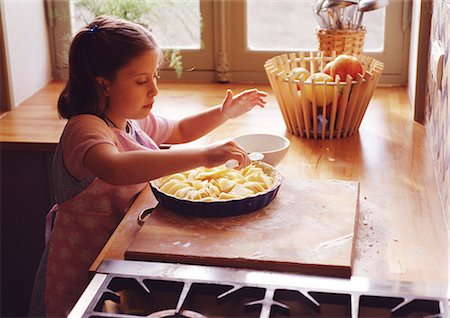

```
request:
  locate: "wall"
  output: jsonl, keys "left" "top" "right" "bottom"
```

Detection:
{"left": 408, "top": 0, "right": 432, "bottom": 123}
{"left": 425, "top": 0, "right": 449, "bottom": 225}
{"left": 2, "top": 0, "right": 52, "bottom": 107}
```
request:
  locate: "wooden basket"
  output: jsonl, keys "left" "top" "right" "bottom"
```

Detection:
{"left": 264, "top": 51, "right": 384, "bottom": 139}
{"left": 316, "top": 27, "right": 366, "bottom": 57}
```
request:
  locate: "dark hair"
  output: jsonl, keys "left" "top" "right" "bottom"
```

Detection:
{"left": 58, "top": 16, "right": 161, "bottom": 119}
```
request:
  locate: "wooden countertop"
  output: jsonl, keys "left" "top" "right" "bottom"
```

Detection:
{"left": 93, "top": 83, "right": 447, "bottom": 285}
{"left": 0, "top": 81, "right": 67, "bottom": 151}
{"left": 1, "top": 81, "right": 446, "bottom": 284}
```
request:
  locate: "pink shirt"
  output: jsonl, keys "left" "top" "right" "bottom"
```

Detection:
{"left": 62, "top": 113, "right": 174, "bottom": 181}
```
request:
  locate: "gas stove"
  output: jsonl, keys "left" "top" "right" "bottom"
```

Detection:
{"left": 69, "top": 259, "right": 448, "bottom": 318}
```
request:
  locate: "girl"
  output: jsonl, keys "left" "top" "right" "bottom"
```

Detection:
{"left": 32, "top": 16, "right": 267, "bottom": 317}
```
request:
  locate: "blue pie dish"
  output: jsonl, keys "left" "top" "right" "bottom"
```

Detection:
{"left": 150, "top": 162, "right": 282, "bottom": 218}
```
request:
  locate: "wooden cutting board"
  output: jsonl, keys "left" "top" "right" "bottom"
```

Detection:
{"left": 125, "top": 178, "right": 360, "bottom": 278}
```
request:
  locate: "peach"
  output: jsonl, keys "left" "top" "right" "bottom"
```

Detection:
{"left": 330, "top": 54, "right": 363, "bottom": 82}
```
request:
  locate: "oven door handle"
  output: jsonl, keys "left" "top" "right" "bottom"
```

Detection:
{"left": 137, "top": 206, "right": 157, "bottom": 226}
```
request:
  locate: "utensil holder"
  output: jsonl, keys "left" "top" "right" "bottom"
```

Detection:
{"left": 264, "top": 51, "right": 384, "bottom": 139}
{"left": 316, "top": 27, "right": 366, "bottom": 57}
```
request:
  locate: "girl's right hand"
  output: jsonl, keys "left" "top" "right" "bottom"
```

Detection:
{"left": 202, "top": 139, "right": 250, "bottom": 169}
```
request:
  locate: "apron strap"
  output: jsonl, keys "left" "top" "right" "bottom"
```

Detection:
{"left": 45, "top": 204, "right": 58, "bottom": 245}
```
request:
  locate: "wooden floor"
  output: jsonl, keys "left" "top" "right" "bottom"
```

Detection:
{"left": 1, "top": 81, "right": 447, "bottom": 285}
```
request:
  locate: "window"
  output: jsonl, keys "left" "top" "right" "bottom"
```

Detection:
{"left": 71, "top": 1, "right": 202, "bottom": 49}
{"left": 53, "top": 0, "right": 410, "bottom": 85}
{"left": 228, "top": 0, "right": 408, "bottom": 84}
{"left": 246, "top": 1, "right": 385, "bottom": 51}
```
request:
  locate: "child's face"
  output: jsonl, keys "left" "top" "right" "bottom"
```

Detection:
{"left": 104, "top": 50, "right": 160, "bottom": 122}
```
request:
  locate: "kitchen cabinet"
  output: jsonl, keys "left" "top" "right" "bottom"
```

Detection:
{"left": 1, "top": 148, "right": 55, "bottom": 317}
{"left": 0, "top": 82, "right": 63, "bottom": 317}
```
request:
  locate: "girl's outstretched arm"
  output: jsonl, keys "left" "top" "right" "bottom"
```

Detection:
{"left": 83, "top": 139, "right": 250, "bottom": 185}
{"left": 166, "top": 89, "right": 267, "bottom": 144}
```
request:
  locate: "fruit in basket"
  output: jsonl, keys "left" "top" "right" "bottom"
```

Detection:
{"left": 329, "top": 54, "right": 363, "bottom": 82}
{"left": 289, "top": 67, "right": 311, "bottom": 81}
{"left": 323, "top": 93, "right": 343, "bottom": 118}
{"left": 323, "top": 62, "right": 332, "bottom": 75}
{"left": 304, "top": 72, "right": 334, "bottom": 106}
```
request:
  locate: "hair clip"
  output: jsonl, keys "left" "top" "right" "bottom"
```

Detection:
{"left": 87, "top": 24, "right": 99, "bottom": 33}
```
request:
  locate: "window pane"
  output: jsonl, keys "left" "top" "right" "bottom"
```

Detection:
{"left": 362, "top": 9, "right": 385, "bottom": 51}
{"left": 247, "top": 0, "right": 384, "bottom": 52}
{"left": 70, "top": 0, "right": 201, "bottom": 49}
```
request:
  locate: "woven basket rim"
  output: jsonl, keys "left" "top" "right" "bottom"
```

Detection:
{"left": 316, "top": 26, "right": 367, "bottom": 35}
{"left": 285, "top": 77, "right": 368, "bottom": 86}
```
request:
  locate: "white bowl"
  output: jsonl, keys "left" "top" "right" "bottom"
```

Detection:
{"left": 233, "top": 133, "right": 290, "bottom": 166}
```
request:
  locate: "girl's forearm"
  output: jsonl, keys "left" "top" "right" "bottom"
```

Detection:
{"left": 98, "top": 148, "right": 207, "bottom": 185}
{"left": 169, "top": 105, "right": 227, "bottom": 143}
{"left": 85, "top": 138, "right": 249, "bottom": 186}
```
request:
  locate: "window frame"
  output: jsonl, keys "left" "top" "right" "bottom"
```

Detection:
{"left": 0, "top": 2, "right": 13, "bottom": 112}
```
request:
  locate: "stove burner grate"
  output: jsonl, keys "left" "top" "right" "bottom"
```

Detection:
{"left": 147, "top": 309, "right": 208, "bottom": 318}
{"left": 69, "top": 260, "right": 448, "bottom": 318}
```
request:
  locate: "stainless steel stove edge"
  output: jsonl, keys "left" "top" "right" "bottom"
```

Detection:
{"left": 95, "top": 259, "right": 448, "bottom": 299}
{"left": 69, "top": 273, "right": 108, "bottom": 318}
{"left": 69, "top": 259, "right": 449, "bottom": 318}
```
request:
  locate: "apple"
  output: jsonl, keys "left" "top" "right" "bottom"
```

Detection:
{"left": 330, "top": 54, "right": 363, "bottom": 81}
{"left": 304, "top": 72, "right": 334, "bottom": 106}
{"left": 289, "top": 67, "right": 311, "bottom": 90}
{"left": 289, "top": 67, "right": 311, "bottom": 81}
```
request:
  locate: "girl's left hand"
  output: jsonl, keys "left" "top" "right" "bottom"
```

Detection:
{"left": 220, "top": 89, "right": 268, "bottom": 119}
